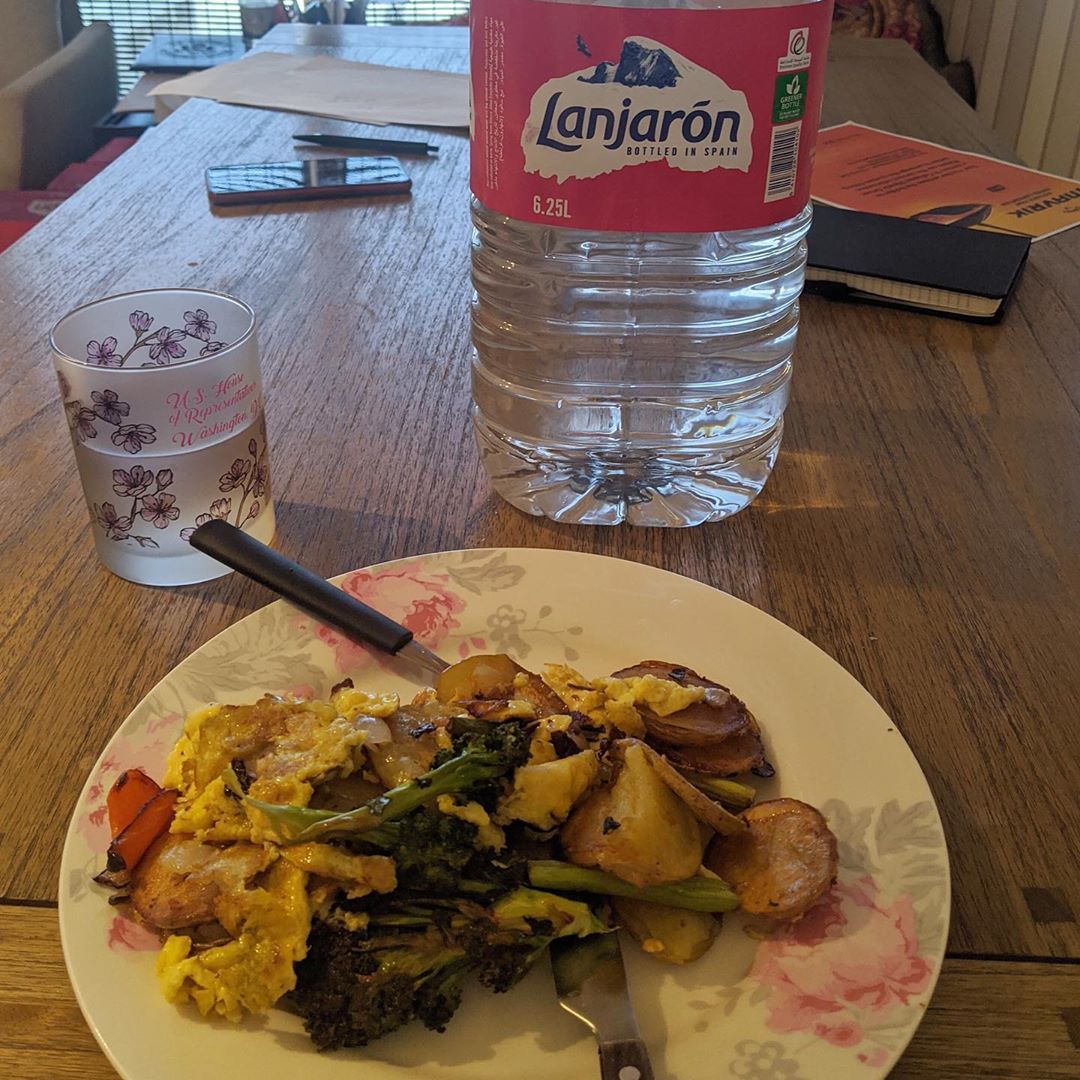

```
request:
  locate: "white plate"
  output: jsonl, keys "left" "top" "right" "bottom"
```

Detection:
{"left": 60, "top": 548, "right": 950, "bottom": 1080}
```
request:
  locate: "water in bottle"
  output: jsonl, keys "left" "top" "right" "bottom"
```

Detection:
{"left": 470, "top": 0, "right": 833, "bottom": 525}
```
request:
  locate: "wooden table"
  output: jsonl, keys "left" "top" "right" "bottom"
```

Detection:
{"left": 0, "top": 24, "right": 1077, "bottom": 1079}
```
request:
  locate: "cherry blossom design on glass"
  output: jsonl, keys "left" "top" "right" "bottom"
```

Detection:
{"left": 180, "top": 436, "right": 270, "bottom": 541}
{"left": 84, "top": 308, "right": 229, "bottom": 368}
{"left": 62, "top": 386, "right": 157, "bottom": 455}
{"left": 94, "top": 466, "right": 180, "bottom": 550}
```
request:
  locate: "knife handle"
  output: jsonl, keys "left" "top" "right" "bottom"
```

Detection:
{"left": 598, "top": 1038, "right": 655, "bottom": 1080}
{"left": 188, "top": 520, "right": 413, "bottom": 654}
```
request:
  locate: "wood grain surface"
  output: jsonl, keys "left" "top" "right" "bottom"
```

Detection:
{"left": 0, "top": 25, "right": 1078, "bottom": 1077}
{"left": 2, "top": 906, "right": 1077, "bottom": 1080}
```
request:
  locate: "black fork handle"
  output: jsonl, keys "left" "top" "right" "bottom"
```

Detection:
{"left": 189, "top": 519, "right": 413, "bottom": 655}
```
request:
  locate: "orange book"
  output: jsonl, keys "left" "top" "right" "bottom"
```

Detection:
{"left": 811, "top": 122, "right": 1080, "bottom": 242}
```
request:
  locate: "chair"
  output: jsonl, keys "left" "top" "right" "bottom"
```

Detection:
{"left": 0, "top": 0, "right": 118, "bottom": 189}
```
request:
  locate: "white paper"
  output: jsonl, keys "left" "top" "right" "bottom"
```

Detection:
{"left": 150, "top": 50, "right": 468, "bottom": 129}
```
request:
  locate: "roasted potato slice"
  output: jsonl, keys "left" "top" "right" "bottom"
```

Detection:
{"left": 436, "top": 653, "right": 565, "bottom": 716}
{"left": 560, "top": 741, "right": 705, "bottom": 887}
{"left": 704, "top": 798, "right": 837, "bottom": 920}
{"left": 612, "top": 661, "right": 770, "bottom": 776}
{"left": 659, "top": 731, "right": 770, "bottom": 778}
{"left": 129, "top": 833, "right": 274, "bottom": 932}
{"left": 626, "top": 740, "right": 746, "bottom": 837}
{"left": 611, "top": 661, "right": 752, "bottom": 746}
{"left": 613, "top": 897, "right": 719, "bottom": 963}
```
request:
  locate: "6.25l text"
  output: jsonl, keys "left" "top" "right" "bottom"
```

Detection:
{"left": 532, "top": 195, "right": 572, "bottom": 220}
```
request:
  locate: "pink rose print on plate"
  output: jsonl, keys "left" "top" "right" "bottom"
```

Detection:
{"left": 857, "top": 1048, "right": 890, "bottom": 1068}
{"left": 316, "top": 562, "right": 466, "bottom": 674}
{"left": 108, "top": 915, "right": 160, "bottom": 952}
{"left": 749, "top": 874, "right": 933, "bottom": 1059}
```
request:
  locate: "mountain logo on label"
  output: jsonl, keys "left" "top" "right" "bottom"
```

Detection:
{"left": 522, "top": 37, "right": 754, "bottom": 183}
{"left": 577, "top": 38, "right": 682, "bottom": 89}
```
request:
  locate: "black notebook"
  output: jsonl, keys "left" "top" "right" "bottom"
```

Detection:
{"left": 805, "top": 204, "right": 1031, "bottom": 322}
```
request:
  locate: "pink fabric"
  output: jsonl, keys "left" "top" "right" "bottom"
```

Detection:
{"left": 47, "top": 161, "right": 109, "bottom": 191}
{"left": 87, "top": 137, "right": 139, "bottom": 164}
{"left": 0, "top": 189, "right": 71, "bottom": 253}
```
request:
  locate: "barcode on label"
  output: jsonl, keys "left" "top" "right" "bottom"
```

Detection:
{"left": 764, "top": 123, "right": 801, "bottom": 202}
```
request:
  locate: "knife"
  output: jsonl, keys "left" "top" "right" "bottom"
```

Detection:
{"left": 188, "top": 520, "right": 447, "bottom": 677}
{"left": 550, "top": 933, "right": 655, "bottom": 1080}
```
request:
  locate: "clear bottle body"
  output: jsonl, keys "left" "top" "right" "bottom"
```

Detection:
{"left": 471, "top": 0, "right": 820, "bottom": 526}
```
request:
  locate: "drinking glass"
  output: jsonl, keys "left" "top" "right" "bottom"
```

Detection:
{"left": 50, "top": 289, "right": 275, "bottom": 586}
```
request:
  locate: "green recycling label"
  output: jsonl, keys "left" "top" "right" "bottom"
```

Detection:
{"left": 773, "top": 72, "right": 807, "bottom": 124}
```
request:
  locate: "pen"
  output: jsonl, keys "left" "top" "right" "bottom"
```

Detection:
{"left": 294, "top": 134, "right": 439, "bottom": 156}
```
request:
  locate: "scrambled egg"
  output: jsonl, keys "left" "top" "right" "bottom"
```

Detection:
{"left": 541, "top": 665, "right": 704, "bottom": 737}
{"left": 526, "top": 714, "right": 575, "bottom": 765}
{"left": 495, "top": 750, "right": 600, "bottom": 831}
{"left": 436, "top": 795, "right": 506, "bottom": 850}
{"left": 166, "top": 689, "right": 398, "bottom": 841}
{"left": 155, "top": 688, "right": 400, "bottom": 1020}
{"left": 602, "top": 674, "right": 705, "bottom": 717}
{"left": 280, "top": 843, "right": 397, "bottom": 899}
{"left": 157, "top": 859, "right": 310, "bottom": 1022}
{"left": 170, "top": 775, "right": 250, "bottom": 843}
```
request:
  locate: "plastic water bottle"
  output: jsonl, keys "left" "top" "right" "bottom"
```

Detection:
{"left": 470, "top": 0, "right": 833, "bottom": 525}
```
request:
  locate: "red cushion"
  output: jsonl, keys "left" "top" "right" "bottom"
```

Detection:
{"left": 0, "top": 221, "right": 36, "bottom": 251}
{"left": 46, "top": 162, "right": 109, "bottom": 191}
{"left": 87, "top": 137, "right": 139, "bottom": 165}
{"left": 0, "top": 189, "right": 72, "bottom": 253}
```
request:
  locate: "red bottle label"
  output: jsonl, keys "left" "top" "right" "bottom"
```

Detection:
{"left": 471, "top": 0, "right": 833, "bottom": 232}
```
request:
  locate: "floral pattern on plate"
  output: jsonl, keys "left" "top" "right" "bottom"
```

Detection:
{"left": 730, "top": 798, "right": 948, "bottom": 1071}
{"left": 306, "top": 552, "right": 585, "bottom": 672}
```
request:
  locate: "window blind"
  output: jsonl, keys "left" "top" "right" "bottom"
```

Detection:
{"left": 78, "top": 2, "right": 470, "bottom": 93}
{"left": 368, "top": 3, "right": 469, "bottom": 25}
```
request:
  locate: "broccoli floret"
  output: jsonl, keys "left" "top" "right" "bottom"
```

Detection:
{"left": 469, "top": 933, "right": 549, "bottom": 994}
{"left": 477, "top": 886, "right": 610, "bottom": 991}
{"left": 370, "top": 811, "right": 479, "bottom": 892}
{"left": 434, "top": 715, "right": 534, "bottom": 766}
{"left": 361, "top": 807, "right": 528, "bottom": 894}
{"left": 249, "top": 717, "right": 534, "bottom": 844}
{"left": 291, "top": 888, "right": 609, "bottom": 1049}
{"left": 431, "top": 715, "right": 534, "bottom": 811}
{"left": 292, "top": 912, "right": 472, "bottom": 1049}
